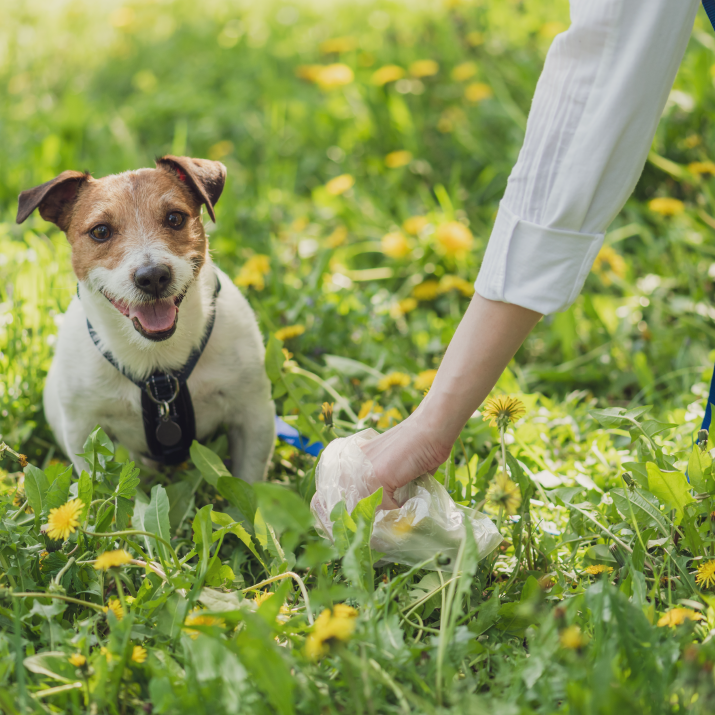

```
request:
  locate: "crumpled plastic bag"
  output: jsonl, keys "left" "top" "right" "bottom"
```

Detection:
{"left": 311, "top": 429, "right": 502, "bottom": 569}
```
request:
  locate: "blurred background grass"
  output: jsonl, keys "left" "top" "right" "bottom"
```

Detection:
{"left": 3, "top": 0, "right": 715, "bottom": 465}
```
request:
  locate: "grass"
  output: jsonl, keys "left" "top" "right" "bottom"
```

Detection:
{"left": 3, "top": 0, "right": 715, "bottom": 712}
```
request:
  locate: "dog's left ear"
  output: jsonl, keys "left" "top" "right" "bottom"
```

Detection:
{"left": 156, "top": 155, "right": 226, "bottom": 223}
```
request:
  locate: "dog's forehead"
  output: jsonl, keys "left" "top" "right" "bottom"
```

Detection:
{"left": 78, "top": 168, "right": 190, "bottom": 213}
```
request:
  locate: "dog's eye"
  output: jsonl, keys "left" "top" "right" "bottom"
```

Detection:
{"left": 89, "top": 224, "right": 112, "bottom": 242}
{"left": 166, "top": 212, "right": 186, "bottom": 229}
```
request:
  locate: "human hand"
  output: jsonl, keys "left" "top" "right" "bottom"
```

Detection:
{"left": 360, "top": 405, "right": 453, "bottom": 510}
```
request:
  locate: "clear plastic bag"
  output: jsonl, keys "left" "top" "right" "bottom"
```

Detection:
{"left": 311, "top": 429, "right": 503, "bottom": 569}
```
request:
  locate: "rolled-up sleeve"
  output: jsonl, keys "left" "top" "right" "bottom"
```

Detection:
{"left": 475, "top": 0, "right": 700, "bottom": 315}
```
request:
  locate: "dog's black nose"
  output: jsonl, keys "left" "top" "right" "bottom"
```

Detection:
{"left": 134, "top": 264, "right": 172, "bottom": 295}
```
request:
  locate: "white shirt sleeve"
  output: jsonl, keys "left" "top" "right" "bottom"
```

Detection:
{"left": 475, "top": 0, "right": 701, "bottom": 315}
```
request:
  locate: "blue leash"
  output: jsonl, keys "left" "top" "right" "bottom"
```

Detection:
{"left": 700, "top": 0, "right": 715, "bottom": 442}
{"left": 704, "top": 0, "right": 715, "bottom": 31}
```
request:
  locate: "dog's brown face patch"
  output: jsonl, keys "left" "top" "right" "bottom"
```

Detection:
{"left": 66, "top": 168, "right": 208, "bottom": 282}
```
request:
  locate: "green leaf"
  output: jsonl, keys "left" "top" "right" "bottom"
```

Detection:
{"left": 43, "top": 465, "right": 72, "bottom": 518}
{"left": 23, "top": 464, "right": 49, "bottom": 524}
{"left": 115, "top": 497, "right": 133, "bottom": 531}
{"left": 77, "top": 471, "right": 93, "bottom": 522}
{"left": 217, "top": 476, "right": 256, "bottom": 525}
{"left": 646, "top": 462, "right": 694, "bottom": 525}
{"left": 688, "top": 446, "right": 709, "bottom": 493}
{"left": 253, "top": 483, "right": 313, "bottom": 533}
{"left": 193, "top": 504, "right": 214, "bottom": 581}
{"left": 342, "top": 518, "right": 370, "bottom": 591}
{"left": 116, "top": 462, "right": 140, "bottom": 499}
{"left": 330, "top": 501, "right": 356, "bottom": 557}
{"left": 264, "top": 334, "right": 285, "bottom": 384}
{"left": 210, "top": 512, "right": 266, "bottom": 569}
{"left": 143, "top": 485, "right": 172, "bottom": 562}
{"left": 234, "top": 612, "right": 295, "bottom": 715}
{"left": 470, "top": 587, "right": 500, "bottom": 636}
{"left": 78, "top": 425, "right": 114, "bottom": 475}
{"left": 205, "top": 563, "right": 236, "bottom": 588}
{"left": 611, "top": 488, "right": 668, "bottom": 536}
{"left": 190, "top": 441, "right": 231, "bottom": 487}
{"left": 549, "top": 487, "right": 583, "bottom": 506}
{"left": 350, "top": 487, "right": 382, "bottom": 528}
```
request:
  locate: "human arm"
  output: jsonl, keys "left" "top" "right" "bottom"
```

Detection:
{"left": 364, "top": 0, "right": 701, "bottom": 507}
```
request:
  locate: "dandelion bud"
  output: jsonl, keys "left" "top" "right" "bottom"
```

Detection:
{"left": 321, "top": 402, "right": 334, "bottom": 428}
{"left": 699, "top": 428, "right": 709, "bottom": 451}
{"left": 621, "top": 472, "right": 634, "bottom": 488}
{"left": 609, "top": 543, "right": 626, "bottom": 568}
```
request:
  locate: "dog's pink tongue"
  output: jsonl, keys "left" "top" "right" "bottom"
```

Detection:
{"left": 129, "top": 300, "right": 177, "bottom": 333}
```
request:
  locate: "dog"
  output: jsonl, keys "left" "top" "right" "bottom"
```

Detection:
{"left": 16, "top": 155, "right": 275, "bottom": 483}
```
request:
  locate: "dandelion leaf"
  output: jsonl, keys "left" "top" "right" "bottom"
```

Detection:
{"left": 646, "top": 462, "right": 694, "bottom": 525}
{"left": 191, "top": 441, "right": 231, "bottom": 487}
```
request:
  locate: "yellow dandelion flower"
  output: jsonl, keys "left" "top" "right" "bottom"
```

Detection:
{"left": 325, "top": 174, "right": 355, "bottom": 196}
{"left": 371, "top": 65, "right": 405, "bottom": 86}
{"left": 465, "top": 82, "right": 493, "bottom": 103}
{"left": 296, "top": 65, "right": 323, "bottom": 82}
{"left": 102, "top": 598, "right": 124, "bottom": 621}
{"left": 275, "top": 324, "right": 306, "bottom": 342}
{"left": 315, "top": 64, "right": 354, "bottom": 90}
{"left": 377, "top": 408, "right": 403, "bottom": 429}
{"left": 68, "top": 653, "right": 86, "bottom": 667}
{"left": 44, "top": 499, "right": 84, "bottom": 541}
{"left": 320, "top": 36, "right": 357, "bottom": 54}
{"left": 357, "top": 400, "right": 380, "bottom": 420}
{"left": 592, "top": 246, "right": 626, "bottom": 284}
{"left": 582, "top": 565, "right": 614, "bottom": 576}
{"left": 208, "top": 140, "right": 234, "bottom": 161}
{"left": 409, "top": 60, "right": 439, "bottom": 78}
{"left": 184, "top": 608, "right": 227, "bottom": 639}
{"left": 451, "top": 62, "right": 478, "bottom": 82}
{"left": 438, "top": 274, "right": 475, "bottom": 297}
{"left": 685, "top": 134, "right": 702, "bottom": 148}
{"left": 94, "top": 549, "right": 132, "bottom": 571}
{"left": 658, "top": 608, "right": 704, "bottom": 627}
{"left": 436, "top": 222, "right": 473, "bottom": 256}
{"left": 235, "top": 255, "right": 270, "bottom": 291}
{"left": 695, "top": 559, "right": 715, "bottom": 588}
{"left": 254, "top": 590, "right": 274, "bottom": 607}
{"left": 539, "top": 21, "right": 568, "bottom": 40}
{"left": 414, "top": 369, "right": 438, "bottom": 392}
{"left": 689, "top": 160, "right": 715, "bottom": 177}
{"left": 131, "top": 645, "right": 147, "bottom": 664}
{"left": 305, "top": 605, "right": 358, "bottom": 660}
{"left": 402, "top": 216, "right": 428, "bottom": 235}
{"left": 100, "top": 646, "right": 113, "bottom": 662}
{"left": 648, "top": 197, "right": 684, "bottom": 216}
{"left": 384, "top": 150, "right": 413, "bottom": 169}
{"left": 412, "top": 280, "right": 440, "bottom": 301}
{"left": 559, "top": 625, "right": 586, "bottom": 649}
{"left": 487, "top": 472, "right": 521, "bottom": 516}
{"left": 378, "top": 372, "right": 411, "bottom": 391}
{"left": 381, "top": 232, "right": 411, "bottom": 258}
{"left": 482, "top": 396, "right": 526, "bottom": 431}
{"left": 391, "top": 515, "right": 415, "bottom": 536}
{"left": 390, "top": 297, "right": 418, "bottom": 319}
{"left": 326, "top": 226, "right": 348, "bottom": 248}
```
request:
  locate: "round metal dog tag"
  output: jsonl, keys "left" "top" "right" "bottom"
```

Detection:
{"left": 156, "top": 419, "right": 182, "bottom": 446}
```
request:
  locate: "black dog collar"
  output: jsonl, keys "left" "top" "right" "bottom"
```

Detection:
{"left": 83, "top": 271, "right": 221, "bottom": 465}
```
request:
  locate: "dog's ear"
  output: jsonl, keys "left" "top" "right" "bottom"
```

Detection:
{"left": 155, "top": 155, "right": 227, "bottom": 223}
{"left": 16, "top": 171, "right": 91, "bottom": 229}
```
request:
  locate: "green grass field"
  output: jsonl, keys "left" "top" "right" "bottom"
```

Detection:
{"left": 4, "top": 0, "right": 715, "bottom": 712}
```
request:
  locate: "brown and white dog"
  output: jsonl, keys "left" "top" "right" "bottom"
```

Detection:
{"left": 16, "top": 156, "right": 275, "bottom": 482}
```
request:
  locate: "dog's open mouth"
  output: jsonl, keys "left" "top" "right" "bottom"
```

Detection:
{"left": 102, "top": 291, "right": 185, "bottom": 342}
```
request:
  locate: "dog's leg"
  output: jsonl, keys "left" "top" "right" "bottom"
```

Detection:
{"left": 229, "top": 402, "right": 276, "bottom": 483}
